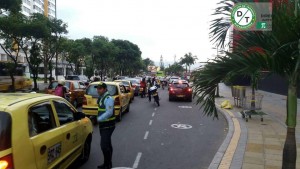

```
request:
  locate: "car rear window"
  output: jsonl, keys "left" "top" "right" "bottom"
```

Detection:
{"left": 73, "top": 82, "right": 80, "bottom": 89}
{"left": 0, "top": 112, "right": 12, "bottom": 151}
{"left": 66, "top": 76, "right": 80, "bottom": 80}
{"left": 86, "top": 84, "right": 118, "bottom": 97}
{"left": 49, "top": 81, "right": 58, "bottom": 89}
{"left": 173, "top": 83, "right": 189, "bottom": 88}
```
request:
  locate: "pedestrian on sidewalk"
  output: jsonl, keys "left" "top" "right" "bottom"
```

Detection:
{"left": 95, "top": 82, "right": 115, "bottom": 169}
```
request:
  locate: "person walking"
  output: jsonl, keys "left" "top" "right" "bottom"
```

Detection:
{"left": 54, "top": 80, "right": 68, "bottom": 99}
{"left": 95, "top": 82, "right": 115, "bottom": 169}
{"left": 147, "top": 78, "right": 152, "bottom": 102}
{"left": 140, "top": 78, "right": 146, "bottom": 98}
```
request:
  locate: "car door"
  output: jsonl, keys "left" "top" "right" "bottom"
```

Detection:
{"left": 29, "top": 101, "right": 64, "bottom": 169}
{"left": 52, "top": 100, "right": 83, "bottom": 167}
{"left": 119, "top": 85, "right": 129, "bottom": 109}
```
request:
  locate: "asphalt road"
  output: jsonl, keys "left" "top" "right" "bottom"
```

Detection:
{"left": 77, "top": 88, "right": 228, "bottom": 169}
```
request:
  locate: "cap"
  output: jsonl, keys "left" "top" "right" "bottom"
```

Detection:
{"left": 95, "top": 82, "right": 107, "bottom": 89}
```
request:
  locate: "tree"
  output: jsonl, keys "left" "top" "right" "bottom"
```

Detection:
{"left": 111, "top": 39, "right": 142, "bottom": 76}
{"left": 142, "top": 58, "right": 155, "bottom": 71}
{"left": 165, "top": 63, "right": 184, "bottom": 76}
{"left": 42, "top": 17, "right": 68, "bottom": 83}
{"left": 194, "top": 1, "right": 300, "bottom": 169}
{"left": 0, "top": 0, "right": 22, "bottom": 14}
{"left": 0, "top": 13, "right": 27, "bottom": 91}
{"left": 92, "top": 36, "right": 116, "bottom": 80}
{"left": 179, "top": 52, "right": 197, "bottom": 73}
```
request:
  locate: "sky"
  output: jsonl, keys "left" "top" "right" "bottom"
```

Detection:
{"left": 57, "top": 0, "right": 219, "bottom": 68}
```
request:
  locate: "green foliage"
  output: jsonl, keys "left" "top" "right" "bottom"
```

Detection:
{"left": 0, "top": 0, "right": 22, "bottom": 14}
{"left": 165, "top": 63, "right": 184, "bottom": 75}
{"left": 179, "top": 52, "right": 197, "bottom": 73}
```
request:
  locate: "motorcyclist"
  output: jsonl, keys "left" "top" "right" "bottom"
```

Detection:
{"left": 149, "top": 85, "right": 160, "bottom": 106}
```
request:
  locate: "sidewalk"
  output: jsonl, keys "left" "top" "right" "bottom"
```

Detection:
{"left": 210, "top": 83, "right": 300, "bottom": 169}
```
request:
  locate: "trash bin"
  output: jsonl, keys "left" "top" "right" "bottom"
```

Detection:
{"left": 231, "top": 85, "right": 246, "bottom": 107}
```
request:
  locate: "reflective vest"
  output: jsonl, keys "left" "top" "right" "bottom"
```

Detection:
{"left": 98, "top": 93, "right": 115, "bottom": 128}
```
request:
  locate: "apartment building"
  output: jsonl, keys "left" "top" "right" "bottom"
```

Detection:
{"left": 0, "top": 0, "right": 77, "bottom": 79}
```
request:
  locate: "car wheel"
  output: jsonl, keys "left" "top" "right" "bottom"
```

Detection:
{"left": 117, "top": 108, "right": 122, "bottom": 122}
{"left": 125, "top": 104, "right": 130, "bottom": 113}
{"left": 79, "top": 136, "right": 92, "bottom": 163}
{"left": 188, "top": 97, "right": 192, "bottom": 102}
{"left": 169, "top": 97, "right": 172, "bottom": 101}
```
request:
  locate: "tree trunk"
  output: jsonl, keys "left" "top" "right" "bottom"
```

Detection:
{"left": 9, "top": 73, "right": 15, "bottom": 92}
{"left": 33, "top": 75, "right": 38, "bottom": 91}
{"left": 282, "top": 83, "right": 297, "bottom": 169}
{"left": 215, "top": 83, "right": 220, "bottom": 97}
{"left": 43, "top": 59, "right": 48, "bottom": 83}
{"left": 283, "top": 128, "right": 296, "bottom": 169}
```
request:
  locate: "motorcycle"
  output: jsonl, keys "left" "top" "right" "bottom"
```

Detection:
{"left": 140, "top": 87, "right": 146, "bottom": 98}
{"left": 150, "top": 86, "right": 160, "bottom": 106}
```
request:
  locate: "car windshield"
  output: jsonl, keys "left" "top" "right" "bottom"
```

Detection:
{"left": 86, "top": 84, "right": 118, "bottom": 97}
{"left": 0, "top": 112, "right": 12, "bottom": 151}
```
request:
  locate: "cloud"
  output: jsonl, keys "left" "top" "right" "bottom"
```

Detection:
{"left": 57, "top": 0, "right": 219, "bottom": 65}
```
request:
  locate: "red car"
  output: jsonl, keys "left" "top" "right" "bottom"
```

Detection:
{"left": 169, "top": 80, "right": 192, "bottom": 102}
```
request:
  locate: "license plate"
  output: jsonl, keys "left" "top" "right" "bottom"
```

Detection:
{"left": 48, "top": 143, "right": 61, "bottom": 164}
{"left": 177, "top": 95, "right": 184, "bottom": 97}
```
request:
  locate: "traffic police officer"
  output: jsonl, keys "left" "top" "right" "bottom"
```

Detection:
{"left": 95, "top": 82, "right": 115, "bottom": 169}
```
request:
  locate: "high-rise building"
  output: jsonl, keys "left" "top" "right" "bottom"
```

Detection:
{"left": 0, "top": 0, "right": 61, "bottom": 79}
{"left": 21, "top": 0, "right": 56, "bottom": 18}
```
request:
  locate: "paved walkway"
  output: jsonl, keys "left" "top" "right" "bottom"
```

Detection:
{"left": 210, "top": 83, "right": 300, "bottom": 169}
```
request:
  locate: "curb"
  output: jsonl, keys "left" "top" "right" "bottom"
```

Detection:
{"left": 208, "top": 104, "right": 247, "bottom": 169}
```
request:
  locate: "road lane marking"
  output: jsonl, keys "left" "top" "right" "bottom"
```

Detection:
{"left": 216, "top": 103, "right": 241, "bottom": 169}
{"left": 149, "top": 120, "right": 153, "bottom": 126}
{"left": 144, "top": 131, "right": 149, "bottom": 140}
{"left": 152, "top": 113, "right": 155, "bottom": 117}
{"left": 178, "top": 106, "right": 192, "bottom": 108}
{"left": 171, "top": 124, "right": 193, "bottom": 129}
{"left": 133, "top": 152, "right": 142, "bottom": 169}
{"left": 154, "top": 108, "right": 157, "bottom": 111}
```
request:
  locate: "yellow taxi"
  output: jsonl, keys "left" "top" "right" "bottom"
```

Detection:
{"left": 0, "top": 93, "right": 93, "bottom": 169}
{"left": 82, "top": 81, "right": 131, "bottom": 122}
{"left": 45, "top": 80, "right": 85, "bottom": 108}
{"left": 113, "top": 80, "right": 134, "bottom": 102}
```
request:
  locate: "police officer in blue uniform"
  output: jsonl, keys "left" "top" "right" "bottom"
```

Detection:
{"left": 95, "top": 82, "right": 115, "bottom": 169}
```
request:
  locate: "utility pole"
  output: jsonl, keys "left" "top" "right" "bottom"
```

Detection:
{"left": 174, "top": 55, "right": 176, "bottom": 64}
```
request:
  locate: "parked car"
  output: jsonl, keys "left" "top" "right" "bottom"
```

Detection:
{"left": 0, "top": 93, "right": 93, "bottom": 169}
{"left": 114, "top": 80, "right": 134, "bottom": 102}
{"left": 82, "top": 81, "right": 131, "bottom": 122}
{"left": 125, "top": 78, "right": 140, "bottom": 96}
{"left": 46, "top": 80, "right": 85, "bottom": 107}
{"left": 169, "top": 80, "right": 193, "bottom": 102}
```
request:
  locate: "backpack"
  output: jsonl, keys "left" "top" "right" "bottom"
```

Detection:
{"left": 54, "top": 86, "right": 64, "bottom": 97}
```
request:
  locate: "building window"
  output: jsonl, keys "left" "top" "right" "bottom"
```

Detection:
{"left": 0, "top": 54, "right": 6, "bottom": 61}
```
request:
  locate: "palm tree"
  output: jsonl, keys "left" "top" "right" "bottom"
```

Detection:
{"left": 193, "top": 1, "right": 300, "bottom": 169}
{"left": 180, "top": 52, "right": 198, "bottom": 73}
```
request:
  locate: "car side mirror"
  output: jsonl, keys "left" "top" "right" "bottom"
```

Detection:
{"left": 74, "top": 112, "right": 86, "bottom": 120}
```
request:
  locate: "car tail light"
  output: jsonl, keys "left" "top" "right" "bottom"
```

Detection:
{"left": 0, "top": 154, "right": 13, "bottom": 169}
{"left": 188, "top": 88, "right": 192, "bottom": 92}
{"left": 83, "top": 96, "right": 87, "bottom": 105}
{"left": 169, "top": 88, "right": 175, "bottom": 93}
{"left": 115, "top": 97, "right": 120, "bottom": 105}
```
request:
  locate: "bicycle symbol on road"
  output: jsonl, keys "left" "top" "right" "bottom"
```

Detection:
{"left": 171, "top": 124, "right": 193, "bottom": 129}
